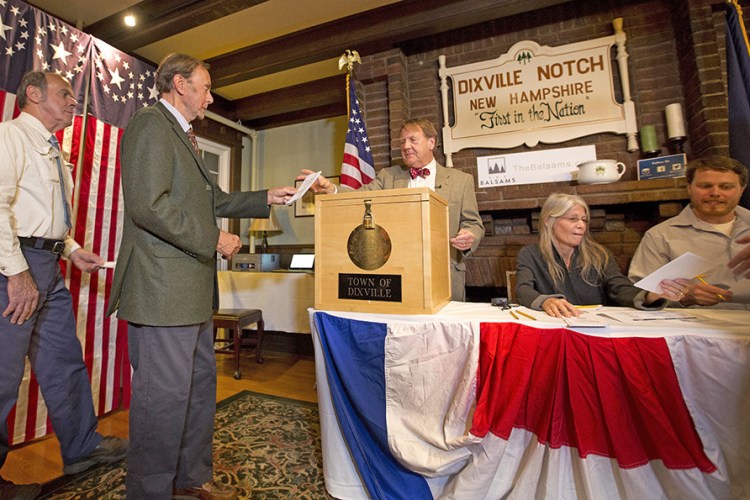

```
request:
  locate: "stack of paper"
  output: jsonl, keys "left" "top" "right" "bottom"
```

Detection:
{"left": 563, "top": 313, "right": 607, "bottom": 328}
{"left": 600, "top": 310, "right": 697, "bottom": 323}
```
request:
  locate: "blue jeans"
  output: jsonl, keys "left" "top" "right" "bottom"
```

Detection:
{"left": 0, "top": 247, "right": 100, "bottom": 469}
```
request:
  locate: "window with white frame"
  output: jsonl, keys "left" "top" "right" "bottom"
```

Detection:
{"left": 196, "top": 137, "right": 231, "bottom": 271}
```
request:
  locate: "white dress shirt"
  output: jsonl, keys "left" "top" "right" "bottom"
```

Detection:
{"left": 407, "top": 158, "right": 437, "bottom": 190}
{"left": 0, "top": 112, "right": 79, "bottom": 276}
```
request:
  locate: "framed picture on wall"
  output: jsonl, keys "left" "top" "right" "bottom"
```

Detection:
{"left": 295, "top": 176, "right": 338, "bottom": 217}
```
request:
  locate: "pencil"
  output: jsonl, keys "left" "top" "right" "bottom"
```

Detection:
{"left": 515, "top": 309, "right": 537, "bottom": 321}
{"left": 694, "top": 275, "right": 726, "bottom": 301}
{"left": 510, "top": 310, "right": 519, "bottom": 320}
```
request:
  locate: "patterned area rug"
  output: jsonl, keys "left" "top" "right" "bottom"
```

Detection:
{"left": 40, "top": 391, "right": 330, "bottom": 499}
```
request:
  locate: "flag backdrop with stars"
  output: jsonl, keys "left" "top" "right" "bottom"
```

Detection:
{"left": 0, "top": 0, "right": 91, "bottom": 111}
{"left": 89, "top": 37, "right": 158, "bottom": 129}
{"left": 72, "top": 36, "right": 157, "bottom": 426}
{"left": 340, "top": 75, "right": 375, "bottom": 189}
{"left": 0, "top": 0, "right": 157, "bottom": 445}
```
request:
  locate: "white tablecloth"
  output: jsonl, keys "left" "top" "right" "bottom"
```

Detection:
{"left": 217, "top": 271, "right": 314, "bottom": 333}
{"left": 311, "top": 302, "right": 750, "bottom": 499}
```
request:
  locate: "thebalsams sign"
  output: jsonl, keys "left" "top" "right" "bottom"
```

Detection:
{"left": 439, "top": 18, "right": 638, "bottom": 167}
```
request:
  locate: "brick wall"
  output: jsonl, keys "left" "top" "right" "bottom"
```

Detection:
{"left": 350, "top": 0, "right": 735, "bottom": 289}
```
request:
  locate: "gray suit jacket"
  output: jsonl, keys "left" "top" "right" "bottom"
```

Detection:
{"left": 107, "top": 102, "right": 270, "bottom": 326}
{"left": 361, "top": 163, "right": 484, "bottom": 300}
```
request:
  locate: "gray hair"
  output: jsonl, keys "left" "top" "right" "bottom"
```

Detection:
{"left": 538, "top": 193, "right": 611, "bottom": 287}
{"left": 154, "top": 53, "right": 209, "bottom": 94}
{"left": 17, "top": 71, "right": 48, "bottom": 109}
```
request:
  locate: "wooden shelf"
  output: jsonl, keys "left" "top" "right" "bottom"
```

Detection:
{"left": 476, "top": 178, "right": 689, "bottom": 212}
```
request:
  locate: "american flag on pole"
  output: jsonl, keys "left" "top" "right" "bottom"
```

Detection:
{"left": 340, "top": 75, "right": 375, "bottom": 189}
{"left": 0, "top": 0, "right": 154, "bottom": 445}
{"left": 726, "top": 0, "right": 750, "bottom": 209}
{"left": 0, "top": 0, "right": 93, "bottom": 445}
{"left": 73, "top": 37, "right": 158, "bottom": 416}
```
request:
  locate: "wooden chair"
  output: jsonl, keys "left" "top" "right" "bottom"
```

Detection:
{"left": 505, "top": 270, "right": 518, "bottom": 302}
{"left": 212, "top": 308, "right": 264, "bottom": 380}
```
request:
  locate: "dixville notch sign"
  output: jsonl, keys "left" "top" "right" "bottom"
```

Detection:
{"left": 438, "top": 18, "right": 638, "bottom": 167}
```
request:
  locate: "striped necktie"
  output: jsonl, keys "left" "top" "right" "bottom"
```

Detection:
{"left": 49, "top": 135, "right": 72, "bottom": 229}
{"left": 187, "top": 127, "right": 201, "bottom": 155}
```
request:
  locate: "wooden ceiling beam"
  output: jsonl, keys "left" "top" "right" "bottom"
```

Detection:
{"left": 207, "top": 0, "right": 573, "bottom": 88}
{"left": 243, "top": 103, "right": 347, "bottom": 130}
{"left": 86, "top": 0, "right": 267, "bottom": 53}
{"left": 87, "top": 0, "right": 574, "bottom": 128}
{"left": 231, "top": 75, "right": 347, "bottom": 122}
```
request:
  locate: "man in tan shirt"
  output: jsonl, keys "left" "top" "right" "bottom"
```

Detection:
{"left": 0, "top": 71, "right": 127, "bottom": 499}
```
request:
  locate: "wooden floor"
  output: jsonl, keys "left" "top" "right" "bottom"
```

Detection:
{"left": 2, "top": 349, "right": 318, "bottom": 486}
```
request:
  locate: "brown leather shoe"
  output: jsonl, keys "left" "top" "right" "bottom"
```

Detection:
{"left": 172, "top": 482, "right": 236, "bottom": 500}
{"left": 0, "top": 477, "right": 41, "bottom": 500}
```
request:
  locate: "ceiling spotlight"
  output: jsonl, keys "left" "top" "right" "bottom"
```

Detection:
{"left": 124, "top": 14, "right": 136, "bottom": 27}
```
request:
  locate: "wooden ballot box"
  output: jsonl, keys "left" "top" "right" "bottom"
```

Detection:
{"left": 314, "top": 187, "right": 450, "bottom": 315}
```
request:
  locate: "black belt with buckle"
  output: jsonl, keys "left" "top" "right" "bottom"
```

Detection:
{"left": 18, "top": 236, "right": 66, "bottom": 255}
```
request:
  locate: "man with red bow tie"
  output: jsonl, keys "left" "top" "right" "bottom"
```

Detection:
{"left": 308, "top": 118, "right": 483, "bottom": 301}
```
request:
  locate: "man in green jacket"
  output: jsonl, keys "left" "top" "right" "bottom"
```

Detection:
{"left": 107, "top": 53, "right": 296, "bottom": 499}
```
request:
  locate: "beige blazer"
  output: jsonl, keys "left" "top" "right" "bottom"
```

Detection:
{"left": 361, "top": 163, "right": 484, "bottom": 300}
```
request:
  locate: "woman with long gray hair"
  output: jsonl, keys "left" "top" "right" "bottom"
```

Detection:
{"left": 515, "top": 193, "right": 675, "bottom": 318}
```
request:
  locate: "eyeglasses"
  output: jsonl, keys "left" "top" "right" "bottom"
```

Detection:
{"left": 558, "top": 216, "right": 589, "bottom": 224}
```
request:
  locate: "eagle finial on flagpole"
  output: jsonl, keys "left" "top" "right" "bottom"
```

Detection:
{"left": 338, "top": 49, "right": 361, "bottom": 73}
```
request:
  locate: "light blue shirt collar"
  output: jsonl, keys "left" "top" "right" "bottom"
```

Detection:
{"left": 159, "top": 98, "right": 191, "bottom": 132}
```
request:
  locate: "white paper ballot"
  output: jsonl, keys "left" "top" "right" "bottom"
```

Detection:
{"left": 563, "top": 312, "right": 607, "bottom": 328}
{"left": 600, "top": 310, "right": 697, "bottom": 324}
{"left": 100, "top": 261, "right": 116, "bottom": 269}
{"left": 634, "top": 252, "right": 713, "bottom": 293}
{"left": 286, "top": 171, "right": 321, "bottom": 206}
